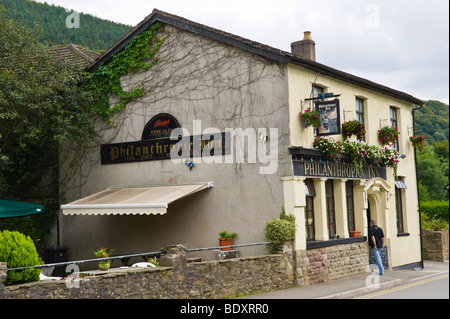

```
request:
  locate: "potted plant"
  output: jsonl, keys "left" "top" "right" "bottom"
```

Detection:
{"left": 409, "top": 135, "right": 427, "bottom": 151}
{"left": 92, "top": 247, "right": 114, "bottom": 271}
{"left": 218, "top": 231, "right": 237, "bottom": 251}
{"left": 377, "top": 126, "right": 399, "bottom": 145}
{"left": 299, "top": 108, "right": 321, "bottom": 129}
{"left": 342, "top": 120, "right": 365, "bottom": 140}
{"left": 349, "top": 231, "right": 361, "bottom": 237}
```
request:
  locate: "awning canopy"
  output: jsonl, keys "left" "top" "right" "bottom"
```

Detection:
{"left": 0, "top": 199, "right": 45, "bottom": 218}
{"left": 61, "top": 182, "right": 213, "bottom": 216}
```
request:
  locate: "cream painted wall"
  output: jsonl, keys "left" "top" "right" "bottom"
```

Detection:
{"left": 285, "top": 63, "right": 422, "bottom": 268}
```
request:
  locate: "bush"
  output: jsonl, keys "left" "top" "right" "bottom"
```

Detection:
{"left": 264, "top": 209, "right": 296, "bottom": 254}
{"left": 421, "top": 200, "right": 449, "bottom": 222}
{"left": 421, "top": 212, "right": 449, "bottom": 231}
{"left": 0, "top": 230, "right": 43, "bottom": 285}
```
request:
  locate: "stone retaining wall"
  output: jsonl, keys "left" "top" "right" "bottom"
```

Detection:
{"left": 1, "top": 241, "right": 369, "bottom": 299}
{"left": 422, "top": 229, "right": 449, "bottom": 262}
{"left": 295, "top": 242, "right": 368, "bottom": 286}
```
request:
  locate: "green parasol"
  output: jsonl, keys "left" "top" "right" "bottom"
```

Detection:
{"left": 0, "top": 199, "right": 44, "bottom": 218}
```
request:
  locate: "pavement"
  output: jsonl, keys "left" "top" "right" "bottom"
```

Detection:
{"left": 241, "top": 260, "right": 449, "bottom": 299}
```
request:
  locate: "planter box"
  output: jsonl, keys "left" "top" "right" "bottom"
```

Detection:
{"left": 218, "top": 238, "right": 233, "bottom": 251}
{"left": 349, "top": 231, "right": 361, "bottom": 238}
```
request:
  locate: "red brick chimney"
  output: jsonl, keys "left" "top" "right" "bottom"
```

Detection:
{"left": 291, "top": 31, "right": 316, "bottom": 61}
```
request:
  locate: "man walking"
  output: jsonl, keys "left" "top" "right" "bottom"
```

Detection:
{"left": 369, "top": 220, "right": 385, "bottom": 275}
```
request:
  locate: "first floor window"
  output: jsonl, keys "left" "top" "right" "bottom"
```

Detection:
{"left": 346, "top": 181, "right": 355, "bottom": 232}
{"left": 305, "top": 179, "right": 315, "bottom": 240}
{"left": 325, "top": 180, "right": 336, "bottom": 238}
{"left": 395, "top": 184, "right": 405, "bottom": 233}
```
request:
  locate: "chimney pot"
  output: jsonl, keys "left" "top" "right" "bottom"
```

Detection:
{"left": 291, "top": 31, "right": 316, "bottom": 61}
{"left": 303, "top": 31, "right": 312, "bottom": 40}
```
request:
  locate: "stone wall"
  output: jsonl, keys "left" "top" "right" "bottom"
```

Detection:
{"left": 1, "top": 241, "right": 369, "bottom": 299}
{"left": 422, "top": 229, "right": 449, "bottom": 262}
{"left": 296, "top": 242, "right": 369, "bottom": 286}
{"left": 1, "top": 244, "right": 294, "bottom": 299}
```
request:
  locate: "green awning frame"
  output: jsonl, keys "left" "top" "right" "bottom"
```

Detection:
{"left": 0, "top": 199, "right": 45, "bottom": 218}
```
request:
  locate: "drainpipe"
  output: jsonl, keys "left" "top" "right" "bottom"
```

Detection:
{"left": 412, "top": 102, "right": 424, "bottom": 269}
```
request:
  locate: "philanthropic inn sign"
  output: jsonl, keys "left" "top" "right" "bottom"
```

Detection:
{"left": 101, "top": 114, "right": 230, "bottom": 164}
{"left": 293, "top": 160, "right": 387, "bottom": 180}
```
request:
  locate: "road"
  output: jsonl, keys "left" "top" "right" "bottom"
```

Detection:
{"left": 356, "top": 273, "right": 449, "bottom": 299}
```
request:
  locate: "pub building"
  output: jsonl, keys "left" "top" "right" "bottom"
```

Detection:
{"left": 59, "top": 9, "right": 423, "bottom": 276}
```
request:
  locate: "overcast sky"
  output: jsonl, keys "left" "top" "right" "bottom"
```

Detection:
{"left": 34, "top": 0, "right": 449, "bottom": 104}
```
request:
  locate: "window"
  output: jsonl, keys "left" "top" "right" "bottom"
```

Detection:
{"left": 390, "top": 107, "right": 399, "bottom": 151}
{"left": 356, "top": 97, "right": 365, "bottom": 141}
{"left": 312, "top": 85, "right": 324, "bottom": 99}
{"left": 325, "top": 180, "right": 336, "bottom": 238}
{"left": 346, "top": 181, "right": 355, "bottom": 232}
{"left": 395, "top": 178, "right": 407, "bottom": 233}
{"left": 305, "top": 179, "right": 315, "bottom": 240}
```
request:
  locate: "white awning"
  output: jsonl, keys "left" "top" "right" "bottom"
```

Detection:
{"left": 395, "top": 180, "right": 407, "bottom": 189}
{"left": 61, "top": 182, "right": 213, "bottom": 216}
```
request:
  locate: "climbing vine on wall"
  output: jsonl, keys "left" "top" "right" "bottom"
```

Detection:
{"left": 86, "top": 22, "right": 166, "bottom": 122}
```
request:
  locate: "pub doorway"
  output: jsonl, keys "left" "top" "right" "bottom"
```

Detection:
{"left": 367, "top": 194, "right": 389, "bottom": 269}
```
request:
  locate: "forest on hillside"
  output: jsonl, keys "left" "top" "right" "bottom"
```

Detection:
{"left": 1, "top": 0, "right": 131, "bottom": 51}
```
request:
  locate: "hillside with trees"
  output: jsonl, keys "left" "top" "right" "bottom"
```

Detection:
{"left": 414, "top": 100, "right": 449, "bottom": 201}
{"left": 415, "top": 100, "right": 449, "bottom": 144}
{"left": 1, "top": 0, "right": 131, "bottom": 51}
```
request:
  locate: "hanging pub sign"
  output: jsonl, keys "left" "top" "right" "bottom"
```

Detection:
{"left": 101, "top": 113, "right": 230, "bottom": 164}
{"left": 316, "top": 99, "right": 341, "bottom": 136}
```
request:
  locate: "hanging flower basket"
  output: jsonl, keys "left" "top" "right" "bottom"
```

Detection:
{"left": 409, "top": 135, "right": 427, "bottom": 151}
{"left": 378, "top": 126, "right": 399, "bottom": 145}
{"left": 342, "top": 121, "right": 366, "bottom": 140}
{"left": 381, "top": 147, "right": 400, "bottom": 178}
{"left": 299, "top": 108, "right": 321, "bottom": 129}
{"left": 343, "top": 140, "right": 366, "bottom": 176}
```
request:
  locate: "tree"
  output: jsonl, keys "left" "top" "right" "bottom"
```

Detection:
{"left": 416, "top": 145, "right": 448, "bottom": 200}
{"left": 0, "top": 9, "right": 97, "bottom": 207}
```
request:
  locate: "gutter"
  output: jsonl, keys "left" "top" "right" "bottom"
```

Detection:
{"left": 412, "top": 102, "right": 424, "bottom": 269}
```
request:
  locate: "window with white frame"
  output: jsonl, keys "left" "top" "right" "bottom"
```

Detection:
{"left": 356, "top": 97, "right": 365, "bottom": 141}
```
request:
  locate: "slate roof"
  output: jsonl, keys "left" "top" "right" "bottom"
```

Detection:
{"left": 46, "top": 44, "right": 100, "bottom": 69}
{"left": 88, "top": 9, "right": 422, "bottom": 105}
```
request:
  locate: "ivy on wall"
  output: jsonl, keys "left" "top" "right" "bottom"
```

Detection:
{"left": 86, "top": 22, "right": 166, "bottom": 122}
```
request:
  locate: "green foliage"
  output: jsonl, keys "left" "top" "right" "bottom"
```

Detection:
{"left": 416, "top": 145, "right": 448, "bottom": 200}
{"left": 414, "top": 100, "right": 449, "bottom": 144}
{"left": 0, "top": 230, "right": 43, "bottom": 285}
{"left": 279, "top": 207, "right": 295, "bottom": 224}
{"left": 264, "top": 208, "right": 296, "bottom": 254}
{"left": 421, "top": 212, "right": 449, "bottom": 231}
{"left": 1, "top": 11, "right": 98, "bottom": 196}
{"left": 420, "top": 200, "right": 449, "bottom": 222}
{"left": 86, "top": 22, "right": 165, "bottom": 121}
{"left": 1, "top": 0, "right": 131, "bottom": 51}
{"left": 377, "top": 126, "right": 399, "bottom": 145}
{"left": 92, "top": 247, "right": 114, "bottom": 258}
{"left": 299, "top": 108, "right": 321, "bottom": 128}
{"left": 342, "top": 120, "right": 366, "bottom": 140}
{"left": 218, "top": 231, "right": 237, "bottom": 239}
